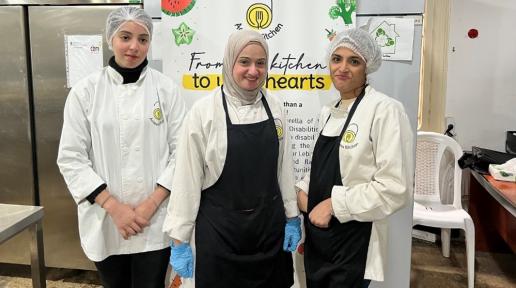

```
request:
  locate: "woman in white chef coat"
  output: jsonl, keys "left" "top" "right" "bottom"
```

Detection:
{"left": 163, "top": 29, "right": 301, "bottom": 287}
{"left": 296, "top": 28, "right": 414, "bottom": 288}
{"left": 57, "top": 7, "right": 186, "bottom": 288}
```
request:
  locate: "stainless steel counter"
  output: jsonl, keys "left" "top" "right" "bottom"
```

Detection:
{"left": 0, "top": 204, "right": 46, "bottom": 288}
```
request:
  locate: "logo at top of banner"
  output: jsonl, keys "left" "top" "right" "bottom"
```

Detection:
{"left": 161, "top": 0, "right": 196, "bottom": 17}
{"left": 235, "top": 1, "right": 284, "bottom": 40}
{"left": 329, "top": 0, "right": 356, "bottom": 26}
{"left": 246, "top": 3, "right": 273, "bottom": 29}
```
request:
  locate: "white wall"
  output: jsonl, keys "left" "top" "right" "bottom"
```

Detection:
{"left": 446, "top": 0, "right": 516, "bottom": 152}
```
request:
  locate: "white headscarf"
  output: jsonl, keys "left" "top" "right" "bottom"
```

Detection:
{"left": 222, "top": 30, "right": 269, "bottom": 104}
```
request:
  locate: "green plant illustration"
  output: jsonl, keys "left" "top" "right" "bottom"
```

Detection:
{"left": 376, "top": 28, "right": 395, "bottom": 47}
{"left": 329, "top": 0, "right": 356, "bottom": 25}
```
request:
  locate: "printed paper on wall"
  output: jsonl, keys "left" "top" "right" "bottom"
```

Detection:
{"left": 64, "top": 35, "right": 103, "bottom": 88}
{"left": 367, "top": 17, "right": 415, "bottom": 61}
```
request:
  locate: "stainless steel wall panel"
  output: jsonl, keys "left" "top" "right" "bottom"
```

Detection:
{"left": 0, "top": 5, "right": 34, "bottom": 265}
{"left": 29, "top": 5, "right": 128, "bottom": 270}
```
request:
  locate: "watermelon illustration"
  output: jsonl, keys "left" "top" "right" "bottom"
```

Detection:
{"left": 162, "top": 0, "right": 196, "bottom": 16}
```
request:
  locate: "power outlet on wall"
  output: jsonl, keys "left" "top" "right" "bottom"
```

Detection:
{"left": 445, "top": 116, "right": 457, "bottom": 138}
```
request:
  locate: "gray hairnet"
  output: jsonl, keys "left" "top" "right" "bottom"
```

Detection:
{"left": 327, "top": 28, "right": 382, "bottom": 74}
{"left": 105, "top": 6, "right": 153, "bottom": 50}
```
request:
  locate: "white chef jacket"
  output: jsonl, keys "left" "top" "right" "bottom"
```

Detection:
{"left": 57, "top": 66, "right": 186, "bottom": 261}
{"left": 296, "top": 86, "right": 414, "bottom": 281}
{"left": 163, "top": 88, "right": 299, "bottom": 243}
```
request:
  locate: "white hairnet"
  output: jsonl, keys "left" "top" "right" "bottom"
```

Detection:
{"left": 105, "top": 6, "right": 153, "bottom": 50}
{"left": 327, "top": 27, "right": 382, "bottom": 74}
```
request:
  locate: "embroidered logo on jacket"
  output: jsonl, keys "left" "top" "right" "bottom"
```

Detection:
{"left": 274, "top": 118, "right": 284, "bottom": 140}
{"left": 150, "top": 100, "right": 164, "bottom": 125}
{"left": 341, "top": 123, "right": 359, "bottom": 149}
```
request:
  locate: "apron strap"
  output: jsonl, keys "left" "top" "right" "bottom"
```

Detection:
{"left": 320, "top": 86, "right": 367, "bottom": 138}
{"left": 338, "top": 88, "right": 366, "bottom": 139}
{"left": 260, "top": 93, "right": 274, "bottom": 122}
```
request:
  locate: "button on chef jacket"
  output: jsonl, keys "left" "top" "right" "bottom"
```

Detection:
{"left": 163, "top": 88, "right": 299, "bottom": 243}
{"left": 57, "top": 66, "right": 186, "bottom": 261}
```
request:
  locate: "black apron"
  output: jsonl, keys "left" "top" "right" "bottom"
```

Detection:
{"left": 195, "top": 88, "right": 293, "bottom": 288}
{"left": 304, "top": 90, "right": 373, "bottom": 288}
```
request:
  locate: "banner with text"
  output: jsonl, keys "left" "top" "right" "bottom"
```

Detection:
{"left": 162, "top": 1, "right": 358, "bottom": 287}
{"left": 162, "top": 0, "right": 358, "bottom": 182}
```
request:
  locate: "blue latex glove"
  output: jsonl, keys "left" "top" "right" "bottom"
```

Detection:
{"left": 170, "top": 242, "right": 194, "bottom": 278}
{"left": 283, "top": 217, "right": 302, "bottom": 252}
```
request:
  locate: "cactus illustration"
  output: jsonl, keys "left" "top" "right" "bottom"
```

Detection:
{"left": 329, "top": 0, "right": 356, "bottom": 25}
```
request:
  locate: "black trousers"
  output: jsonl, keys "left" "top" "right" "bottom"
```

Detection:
{"left": 94, "top": 247, "right": 170, "bottom": 288}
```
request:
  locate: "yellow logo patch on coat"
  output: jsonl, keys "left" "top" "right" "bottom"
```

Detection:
{"left": 149, "top": 100, "right": 164, "bottom": 126}
{"left": 342, "top": 123, "right": 359, "bottom": 145}
{"left": 153, "top": 108, "right": 162, "bottom": 121}
{"left": 343, "top": 130, "right": 356, "bottom": 143}
{"left": 274, "top": 118, "right": 284, "bottom": 140}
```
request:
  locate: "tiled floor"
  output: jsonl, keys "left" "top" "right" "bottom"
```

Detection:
{"left": 1, "top": 239, "right": 515, "bottom": 287}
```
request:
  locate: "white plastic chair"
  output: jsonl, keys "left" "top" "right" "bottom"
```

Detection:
{"left": 413, "top": 131, "right": 475, "bottom": 288}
